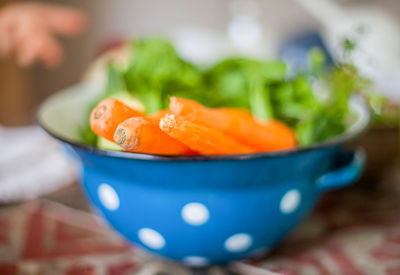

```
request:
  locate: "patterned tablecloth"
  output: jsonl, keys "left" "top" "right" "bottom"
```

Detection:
{"left": 0, "top": 165, "right": 399, "bottom": 275}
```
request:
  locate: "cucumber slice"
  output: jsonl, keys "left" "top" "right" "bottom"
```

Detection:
{"left": 97, "top": 137, "right": 122, "bottom": 151}
{"left": 110, "top": 92, "right": 145, "bottom": 112}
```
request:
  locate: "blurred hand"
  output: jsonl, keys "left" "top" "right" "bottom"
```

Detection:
{"left": 0, "top": 2, "right": 86, "bottom": 68}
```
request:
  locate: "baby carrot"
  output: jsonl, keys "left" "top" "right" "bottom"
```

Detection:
{"left": 159, "top": 114, "right": 255, "bottom": 155}
{"left": 149, "top": 109, "right": 169, "bottom": 122}
{"left": 114, "top": 117, "right": 194, "bottom": 155}
{"left": 90, "top": 98, "right": 142, "bottom": 141}
{"left": 169, "top": 97, "right": 296, "bottom": 151}
{"left": 220, "top": 108, "right": 297, "bottom": 151}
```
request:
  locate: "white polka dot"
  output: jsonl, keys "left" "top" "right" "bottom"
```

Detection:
{"left": 181, "top": 203, "right": 209, "bottom": 226}
{"left": 280, "top": 189, "right": 301, "bottom": 214}
{"left": 183, "top": 256, "right": 210, "bottom": 267}
{"left": 224, "top": 233, "right": 253, "bottom": 253}
{"left": 138, "top": 228, "right": 165, "bottom": 250}
{"left": 98, "top": 184, "right": 120, "bottom": 211}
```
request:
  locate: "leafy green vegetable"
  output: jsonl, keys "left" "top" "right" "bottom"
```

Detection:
{"left": 80, "top": 124, "right": 98, "bottom": 146}
{"left": 272, "top": 77, "right": 316, "bottom": 127}
{"left": 204, "top": 58, "right": 287, "bottom": 120}
{"left": 368, "top": 94, "right": 399, "bottom": 125}
{"left": 123, "top": 38, "right": 204, "bottom": 113}
{"left": 296, "top": 105, "right": 346, "bottom": 146}
{"left": 340, "top": 36, "right": 399, "bottom": 126}
{"left": 294, "top": 62, "right": 365, "bottom": 146}
{"left": 104, "top": 65, "right": 127, "bottom": 96}
{"left": 342, "top": 38, "right": 357, "bottom": 54}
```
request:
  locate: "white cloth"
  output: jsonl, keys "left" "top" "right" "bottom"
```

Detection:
{"left": 0, "top": 125, "right": 78, "bottom": 203}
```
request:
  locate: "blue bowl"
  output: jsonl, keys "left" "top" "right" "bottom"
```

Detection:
{"left": 38, "top": 84, "right": 369, "bottom": 266}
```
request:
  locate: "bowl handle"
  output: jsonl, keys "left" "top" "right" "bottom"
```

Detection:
{"left": 316, "top": 148, "right": 366, "bottom": 191}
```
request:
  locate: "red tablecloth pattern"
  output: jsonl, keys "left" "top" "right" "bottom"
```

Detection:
{"left": 0, "top": 201, "right": 141, "bottom": 275}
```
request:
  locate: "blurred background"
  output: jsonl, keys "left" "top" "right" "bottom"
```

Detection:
{"left": 1, "top": 0, "right": 400, "bottom": 126}
{"left": 0, "top": 1, "right": 399, "bottom": 274}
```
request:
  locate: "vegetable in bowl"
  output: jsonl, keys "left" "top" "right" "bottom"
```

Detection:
{"left": 82, "top": 37, "right": 372, "bottom": 153}
{"left": 89, "top": 97, "right": 297, "bottom": 155}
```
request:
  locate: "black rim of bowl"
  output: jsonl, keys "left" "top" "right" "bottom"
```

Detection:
{"left": 38, "top": 120, "right": 369, "bottom": 162}
{"left": 37, "top": 87, "right": 371, "bottom": 162}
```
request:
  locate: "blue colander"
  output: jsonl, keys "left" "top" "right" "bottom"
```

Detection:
{"left": 38, "top": 84, "right": 369, "bottom": 265}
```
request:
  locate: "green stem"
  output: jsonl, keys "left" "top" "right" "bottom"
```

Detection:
{"left": 249, "top": 78, "right": 273, "bottom": 120}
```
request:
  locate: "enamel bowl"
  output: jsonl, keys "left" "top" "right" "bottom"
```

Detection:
{"left": 38, "top": 83, "right": 369, "bottom": 266}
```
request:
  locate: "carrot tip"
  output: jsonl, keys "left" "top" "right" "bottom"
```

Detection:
{"left": 114, "top": 126, "right": 139, "bottom": 149}
{"left": 159, "top": 114, "right": 176, "bottom": 132}
{"left": 93, "top": 104, "right": 107, "bottom": 120}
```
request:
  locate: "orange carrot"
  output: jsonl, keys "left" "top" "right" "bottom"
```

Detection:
{"left": 169, "top": 97, "right": 296, "bottom": 151}
{"left": 90, "top": 98, "right": 142, "bottom": 141}
{"left": 159, "top": 114, "right": 255, "bottom": 155}
{"left": 149, "top": 109, "right": 169, "bottom": 122}
{"left": 114, "top": 117, "right": 195, "bottom": 155}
